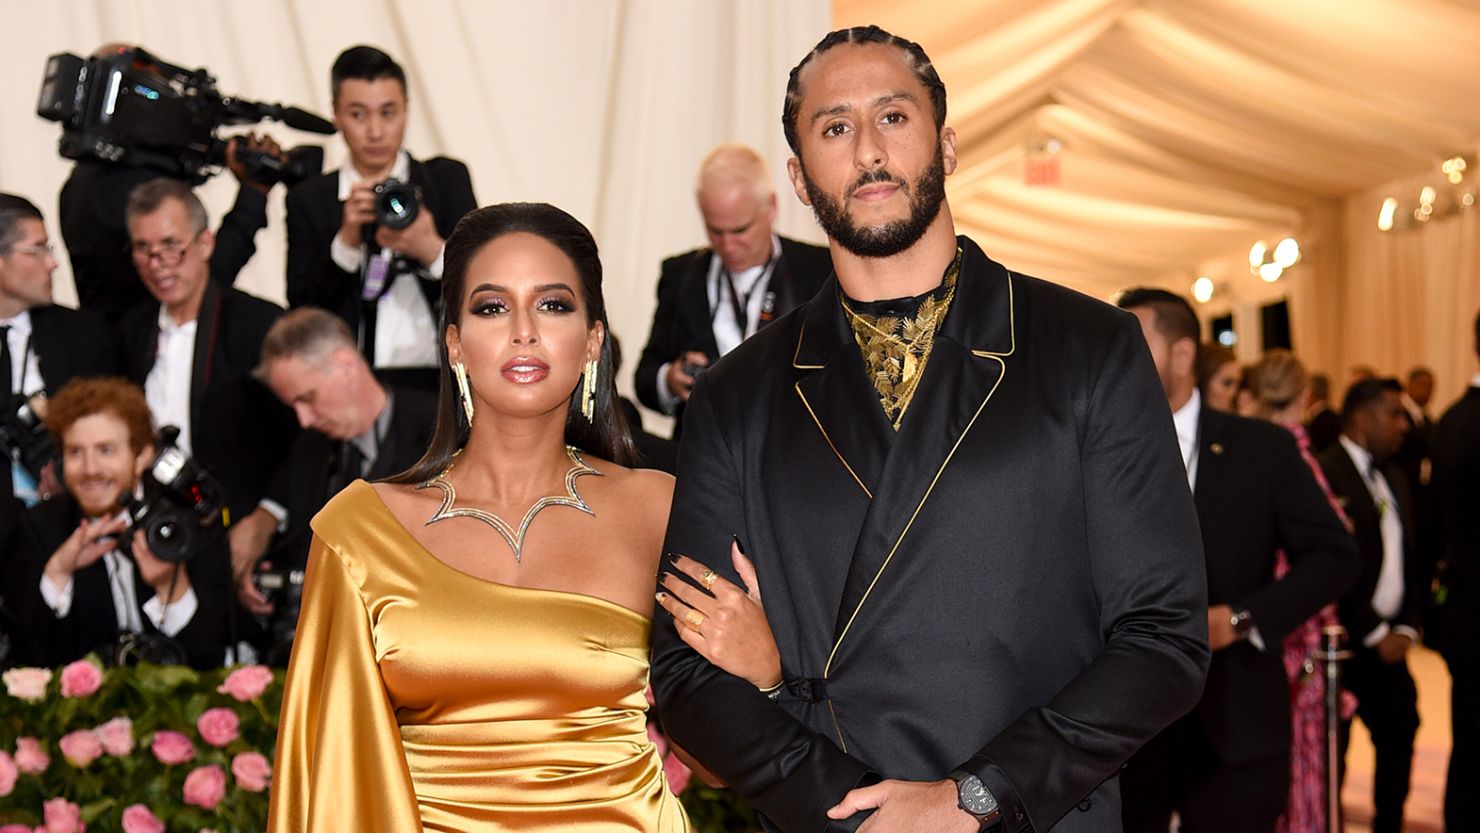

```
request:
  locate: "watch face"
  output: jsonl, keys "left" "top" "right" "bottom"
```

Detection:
{"left": 958, "top": 774, "right": 999, "bottom": 815}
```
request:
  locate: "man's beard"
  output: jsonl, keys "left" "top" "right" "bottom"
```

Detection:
{"left": 802, "top": 145, "right": 947, "bottom": 259}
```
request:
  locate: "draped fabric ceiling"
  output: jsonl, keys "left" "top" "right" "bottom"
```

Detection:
{"left": 835, "top": 0, "right": 1480, "bottom": 403}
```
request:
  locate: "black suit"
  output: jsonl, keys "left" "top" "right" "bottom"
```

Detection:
{"left": 59, "top": 161, "right": 268, "bottom": 318}
{"left": 1307, "top": 404, "right": 1342, "bottom": 454}
{"left": 6, "top": 495, "right": 233, "bottom": 669}
{"left": 116, "top": 283, "right": 296, "bottom": 520}
{"left": 633, "top": 236, "right": 831, "bottom": 422}
{"left": 284, "top": 156, "right": 475, "bottom": 376}
{"left": 1431, "top": 384, "right": 1480, "bottom": 830}
{"left": 1123, "top": 406, "right": 1359, "bottom": 833}
{"left": 1319, "top": 441, "right": 1421, "bottom": 833}
{"left": 651, "top": 237, "right": 1210, "bottom": 833}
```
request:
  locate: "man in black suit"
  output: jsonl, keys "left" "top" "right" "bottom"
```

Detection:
{"left": 0, "top": 193, "right": 116, "bottom": 545}
{"left": 1117, "top": 288, "right": 1357, "bottom": 833}
{"left": 1432, "top": 310, "right": 1480, "bottom": 831}
{"left": 634, "top": 144, "right": 830, "bottom": 428}
{"left": 115, "top": 178, "right": 296, "bottom": 601}
{"left": 1318, "top": 377, "right": 1421, "bottom": 833}
{"left": 235, "top": 307, "right": 433, "bottom": 661}
{"left": 650, "top": 27, "right": 1209, "bottom": 833}
{"left": 284, "top": 45, "right": 476, "bottom": 391}
{"left": 8, "top": 378, "right": 233, "bottom": 669}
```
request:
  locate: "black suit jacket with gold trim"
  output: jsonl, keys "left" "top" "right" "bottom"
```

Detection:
{"left": 650, "top": 236, "right": 1210, "bottom": 833}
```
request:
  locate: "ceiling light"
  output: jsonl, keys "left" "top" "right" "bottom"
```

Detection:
{"left": 1273, "top": 237, "right": 1300, "bottom": 268}
{"left": 1248, "top": 241, "right": 1266, "bottom": 271}
{"left": 1192, "top": 276, "right": 1214, "bottom": 303}
{"left": 1259, "top": 262, "right": 1283, "bottom": 283}
{"left": 1378, "top": 198, "right": 1398, "bottom": 231}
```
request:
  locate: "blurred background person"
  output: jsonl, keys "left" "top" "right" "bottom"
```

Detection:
{"left": 1306, "top": 373, "right": 1342, "bottom": 454}
{"left": 1199, "top": 341, "right": 1241, "bottom": 413}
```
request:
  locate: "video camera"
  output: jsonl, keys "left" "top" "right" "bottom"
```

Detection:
{"left": 125, "top": 426, "right": 227, "bottom": 563}
{"left": 36, "top": 46, "right": 333, "bottom": 187}
{"left": 0, "top": 393, "right": 56, "bottom": 487}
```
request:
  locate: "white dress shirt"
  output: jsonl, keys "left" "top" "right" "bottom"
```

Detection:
{"left": 3, "top": 311, "right": 46, "bottom": 504}
{"left": 38, "top": 511, "right": 198, "bottom": 637}
{"left": 1338, "top": 434, "right": 1414, "bottom": 647}
{"left": 144, "top": 308, "right": 197, "bottom": 455}
{"left": 330, "top": 149, "right": 442, "bottom": 370}
{"left": 1172, "top": 388, "right": 1202, "bottom": 491}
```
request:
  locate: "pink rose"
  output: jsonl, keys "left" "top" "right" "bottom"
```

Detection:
{"left": 150, "top": 731, "right": 195, "bottom": 765}
{"left": 216, "top": 665, "right": 273, "bottom": 702}
{"left": 96, "top": 717, "right": 134, "bottom": 757}
{"left": 119, "top": 805, "right": 163, "bottom": 833}
{"left": 196, "top": 707, "right": 240, "bottom": 748}
{"left": 42, "top": 797, "right": 83, "bottom": 833}
{"left": 230, "top": 751, "right": 271, "bottom": 792}
{"left": 0, "top": 824, "right": 32, "bottom": 833}
{"left": 0, "top": 751, "right": 16, "bottom": 797}
{"left": 58, "top": 730, "right": 102, "bottom": 767}
{"left": 663, "top": 750, "right": 692, "bottom": 796}
{"left": 14, "top": 737, "right": 50, "bottom": 774}
{"left": 58, "top": 660, "right": 102, "bottom": 698}
{"left": 2, "top": 668, "right": 52, "bottom": 701}
{"left": 182, "top": 764, "right": 226, "bottom": 810}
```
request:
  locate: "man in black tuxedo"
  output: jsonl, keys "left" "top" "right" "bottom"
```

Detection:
{"left": 115, "top": 178, "right": 296, "bottom": 602}
{"left": 1432, "top": 310, "right": 1480, "bottom": 831}
{"left": 8, "top": 378, "right": 233, "bottom": 669}
{"left": 284, "top": 45, "right": 476, "bottom": 392}
{"left": 1117, "top": 288, "right": 1357, "bottom": 833}
{"left": 634, "top": 144, "right": 830, "bottom": 428}
{"left": 234, "top": 307, "right": 433, "bottom": 661}
{"left": 1318, "top": 378, "right": 1421, "bottom": 833}
{"left": 650, "top": 27, "right": 1210, "bottom": 833}
{"left": 0, "top": 193, "right": 116, "bottom": 546}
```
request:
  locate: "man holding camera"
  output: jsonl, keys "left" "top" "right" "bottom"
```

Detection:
{"left": 285, "top": 45, "right": 476, "bottom": 392}
{"left": 115, "top": 179, "right": 297, "bottom": 600}
{"left": 7, "top": 377, "right": 233, "bottom": 669}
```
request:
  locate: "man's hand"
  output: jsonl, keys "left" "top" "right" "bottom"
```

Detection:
{"left": 1377, "top": 632, "right": 1412, "bottom": 664}
{"left": 228, "top": 507, "right": 278, "bottom": 616}
{"left": 375, "top": 205, "right": 444, "bottom": 265}
{"left": 43, "top": 517, "right": 129, "bottom": 590}
{"left": 338, "top": 181, "right": 379, "bottom": 249}
{"left": 226, "top": 133, "right": 283, "bottom": 194}
{"left": 827, "top": 779, "right": 978, "bottom": 832}
{"left": 1207, "top": 604, "right": 1238, "bottom": 652}
{"left": 131, "top": 530, "right": 191, "bottom": 604}
{"left": 665, "top": 351, "right": 710, "bottom": 402}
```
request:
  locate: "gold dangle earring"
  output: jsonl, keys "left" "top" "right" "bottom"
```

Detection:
{"left": 580, "top": 358, "right": 599, "bottom": 423}
{"left": 453, "top": 362, "right": 475, "bottom": 425}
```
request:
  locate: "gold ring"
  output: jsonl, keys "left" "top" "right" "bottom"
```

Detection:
{"left": 684, "top": 609, "right": 706, "bottom": 630}
{"left": 699, "top": 569, "right": 718, "bottom": 591}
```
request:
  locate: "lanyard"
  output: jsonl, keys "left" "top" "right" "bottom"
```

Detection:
{"left": 713, "top": 255, "right": 777, "bottom": 337}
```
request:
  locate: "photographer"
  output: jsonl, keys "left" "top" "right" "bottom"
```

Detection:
{"left": 6, "top": 377, "right": 232, "bottom": 669}
{"left": 56, "top": 44, "right": 287, "bottom": 319}
{"left": 1, "top": 193, "right": 115, "bottom": 546}
{"left": 285, "top": 45, "right": 475, "bottom": 392}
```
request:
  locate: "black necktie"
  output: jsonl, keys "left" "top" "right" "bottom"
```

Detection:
{"left": 0, "top": 325, "right": 13, "bottom": 402}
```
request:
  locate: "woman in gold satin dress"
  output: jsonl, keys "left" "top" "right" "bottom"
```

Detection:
{"left": 267, "top": 203, "right": 693, "bottom": 832}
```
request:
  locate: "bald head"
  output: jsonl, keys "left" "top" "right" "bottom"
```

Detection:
{"left": 695, "top": 144, "right": 778, "bottom": 273}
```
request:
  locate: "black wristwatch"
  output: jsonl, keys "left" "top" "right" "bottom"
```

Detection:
{"left": 949, "top": 770, "right": 1002, "bottom": 831}
{"left": 1230, "top": 608, "right": 1254, "bottom": 640}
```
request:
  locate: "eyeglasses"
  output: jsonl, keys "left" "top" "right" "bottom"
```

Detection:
{"left": 130, "top": 232, "right": 202, "bottom": 267}
{"left": 4, "top": 242, "right": 54, "bottom": 259}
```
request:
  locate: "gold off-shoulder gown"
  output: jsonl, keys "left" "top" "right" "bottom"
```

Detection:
{"left": 267, "top": 481, "right": 689, "bottom": 833}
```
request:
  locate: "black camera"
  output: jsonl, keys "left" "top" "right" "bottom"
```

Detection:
{"left": 0, "top": 393, "right": 56, "bottom": 487}
{"left": 372, "top": 178, "right": 421, "bottom": 230}
{"left": 36, "top": 47, "right": 333, "bottom": 185}
{"left": 233, "top": 143, "right": 324, "bottom": 189}
{"left": 252, "top": 562, "right": 305, "bottom": 666}
{"left": 125, "top": 426, "right": 226, "bottom": 563}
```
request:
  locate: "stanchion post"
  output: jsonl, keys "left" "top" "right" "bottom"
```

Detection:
{"left": 1315, "top": 624, "right": 1351, "bottom": 833}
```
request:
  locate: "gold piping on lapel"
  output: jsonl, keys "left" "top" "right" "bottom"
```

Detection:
{"left": 794, "top": 382, "right": 874, "bottom": 499}
{"left": 827, "top": 699, "right": 848, "bottom": 752}
{"left": 823, "top": 274, "right": 1016, "bottom": 676}
{"left": 793, "top": 324, "right": 823, "bottom": 370}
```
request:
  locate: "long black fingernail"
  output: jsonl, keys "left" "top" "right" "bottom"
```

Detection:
{"left": 731, "top": 534, "right": 747, "bottom": 555}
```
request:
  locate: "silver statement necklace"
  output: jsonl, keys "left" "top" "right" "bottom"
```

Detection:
{"left": 417, "top": 445, "right": 601, "bottom": 562}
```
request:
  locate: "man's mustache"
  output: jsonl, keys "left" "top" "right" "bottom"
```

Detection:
{"left": 849, "top": 169, "right": 908, "bottom": 198}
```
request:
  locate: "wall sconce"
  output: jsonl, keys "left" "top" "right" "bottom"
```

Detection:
{"left": 1378, "top": 155, "right": 1476, "bottom": 231}
{"left": 1249, "top": 237, "right": 1299, "bottom": 282}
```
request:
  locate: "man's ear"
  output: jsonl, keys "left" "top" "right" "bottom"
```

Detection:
{"left": 786, "top": 157, "right": 812, "bottom": 207}
{"left": 940, "top": 126, "right": 958, "bottom": 176}
{"left": 197, "top": 228, "right": 216, "bottom": 262}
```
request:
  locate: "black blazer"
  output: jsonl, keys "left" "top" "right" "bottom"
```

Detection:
{"left": 283, "top": 156, "right": 476, "bottom": 342}
{"left": 650, "top": 237, "right": 1210, "bottom": 833}
{"left": 1432, "top": 386, "right": 1480, "bottom": 663}
{"left": 1188, "top": 408, "right": 1358, "bottom": 764}
{"left": 1318, "top": 441, "right": 1422, "bottom": 643}
{"left": 633, "top": 236, "right": 832, "bottom": 415}
{"left": 1307, "top": 405, "right": 1342, "bottom": 454}
{"left": 6, "top": 495, "right": 233, "bottom": 669}
{"left": 116, "top": 283, "right": 296, "bottom": 519}
{"left": 59, "top": 161, "right": 269, "bottom": 318}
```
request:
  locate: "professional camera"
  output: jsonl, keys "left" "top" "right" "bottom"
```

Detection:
{"left": 0, "top": 393, "right": 56, "bottom": 486}
{"left": 36, "top": 46, "right": 334, "bottom": 186}
{"left": 232, "top": 142, "right": 325, "bottom": 189}
{"left": 125, "top": 426, "right": 226, "bottom": 563}
{"left": 372, "top": 178, "right": 421, "bottom": 230}
{"left": 252, "top": 561, "right": 305, "bottom": 666}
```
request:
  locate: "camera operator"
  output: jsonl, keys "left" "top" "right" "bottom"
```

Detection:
{"left": 285, "top": 45, "right": 475, "bottom": 392}
{"left": 6, "top": 377, "right": 232, "bottom": 669}
{"left": 57, "top": 44, "right": 287, "bottom": 319}
{"left": 1, "top": 193, "right": 116, "bottom": 546}
{"left": 232, "top": 307, "right": 434, "bottom": 663}
{"left": 115, "top": 179, "right": 297, "bottom": 594}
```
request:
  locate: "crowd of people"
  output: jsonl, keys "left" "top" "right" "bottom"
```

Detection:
{"left": 0, "top": 26, "right": 1476, "bottom": 833}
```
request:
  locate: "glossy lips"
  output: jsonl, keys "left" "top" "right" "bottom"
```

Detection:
{"left": 501, "top": 356, "right": 550, "bottom": 384}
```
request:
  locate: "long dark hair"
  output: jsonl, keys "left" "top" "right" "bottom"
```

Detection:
{"left": 388, "top": 203, "right": 636, "bottom": 485}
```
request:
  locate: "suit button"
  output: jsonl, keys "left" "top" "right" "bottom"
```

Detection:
{"left": 1076, "top": 799, "right": 1092, "bottom": 812}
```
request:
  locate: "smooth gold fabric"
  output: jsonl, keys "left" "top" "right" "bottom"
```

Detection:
{"left": 267, "top": 480, "right": 688, "bottom": 833}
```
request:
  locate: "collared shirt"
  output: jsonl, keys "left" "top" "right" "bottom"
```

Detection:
{"left": 351, "top": 389, "right": 395, "bottom": 471}
{"left": 1173, "top": 388, "right": 1202, "bottom": 491}
{"left": 329, "top": 149, "right": 442, "bottom": 370}
{"left": 144, "top": 307, "right": 197, "bottom": 455}
{"left": 3, "top": 311, "right": 46, "bottom": 504}
{"left": 1338, "top": 434, "right": 1411, "bottom": 647}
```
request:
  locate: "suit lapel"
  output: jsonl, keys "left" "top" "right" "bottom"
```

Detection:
{"left": 1192, "top": 407, "right": 1227, "bottom": 522}
{"left": 822, "top": 239, "right": 1016, "bottom": 669}
{"left": 188, "top": 282, "right": 223, "bottom": 433}
{"left": 29, "top": 307, "right": 62, "bottom": 394}
{"left": 679, "top": 252, "right": 720, "bottom": 359}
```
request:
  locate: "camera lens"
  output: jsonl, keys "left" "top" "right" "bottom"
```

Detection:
{"left": 373, "top": 179, "right": 419, "bottom": 230}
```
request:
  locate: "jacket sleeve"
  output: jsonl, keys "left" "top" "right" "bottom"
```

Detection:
{"left": 210, "top": 185, "right": 269, "bottom": 286}
{"left": 284, "top": 183, "right": 356, "bottom": 310}
{"left": 634, "top": 260, "right": 684, "bottom": 413}
{"left": 959, "top": 313, "right": 1211, "bottom": 833}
